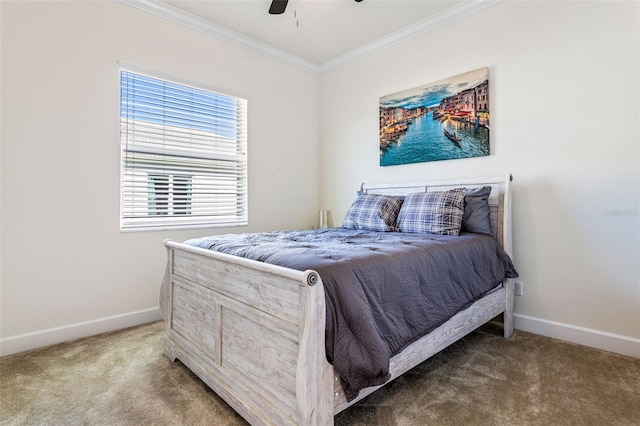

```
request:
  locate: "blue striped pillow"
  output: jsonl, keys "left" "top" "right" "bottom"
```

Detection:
{"left": 397, "top": 189, "right": 465, "bottom": 235}
{"left": 342, "top": 194, "right": 404, "bottom": 232}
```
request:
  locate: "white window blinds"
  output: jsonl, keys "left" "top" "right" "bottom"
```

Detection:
{"left": 120, "top": 70, "right": 248, "bottom": 230}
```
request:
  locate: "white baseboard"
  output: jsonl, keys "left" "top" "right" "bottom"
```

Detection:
{"left": 514, "top": 313, "right": 640, "bottom": 358}
{"left": 2, "top": 310, "right": 637, "bottom": 359}
{"left": 0, "top": 307, "right": 162, "bottom": 357}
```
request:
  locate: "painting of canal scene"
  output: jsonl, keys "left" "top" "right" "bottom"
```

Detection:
{"left": 379, "top": 67, "right": 490, "bottom": 166}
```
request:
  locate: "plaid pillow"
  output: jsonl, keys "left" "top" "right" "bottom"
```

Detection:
{"left": 342, "top": 194, "right": 404, "bottom": 232}
{"left": 397, "top": 189, "right": 465, "bottom": 235}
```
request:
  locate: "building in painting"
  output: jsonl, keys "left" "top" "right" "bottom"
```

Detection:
{"left": 379, "top": 106, "right": 428, "bottom": 149}
{"left": 474, "top": 80, "right": 489, "bottom": 128}
{"left": 438, "top": 79, "right": 489, "bottom": 128}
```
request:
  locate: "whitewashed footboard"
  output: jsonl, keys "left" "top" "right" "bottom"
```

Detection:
{"left": 159, "top": 245, "right": 333, "bottom": 425}
{"left": 160, "top": 174, "right": 514, "bottom": 425}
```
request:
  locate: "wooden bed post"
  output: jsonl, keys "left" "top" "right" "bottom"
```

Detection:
{"left": 503, "top": 278, "right": 515, "bottom": 338}
{"left": 296, "top": 271, "right": 333, "bottom": 425}
{"left": 502, "top": 173, "right": 515, "bottom": 338}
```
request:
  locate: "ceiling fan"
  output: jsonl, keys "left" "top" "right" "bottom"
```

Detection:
{"left": 269, "top": 0, "right": 363, "bottom": 15}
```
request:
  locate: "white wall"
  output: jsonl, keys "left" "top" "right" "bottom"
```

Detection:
{"left": 0, "top": 1, "right": 319, "bottom": 353}
{"left": 319, "top": 1, "right": 639, "bottom": 354}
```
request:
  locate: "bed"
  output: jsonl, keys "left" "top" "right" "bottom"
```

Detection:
{"left": 159, "top": 174, "right": 517, "bottom": 425}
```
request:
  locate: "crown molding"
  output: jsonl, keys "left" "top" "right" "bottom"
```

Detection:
{"left": 118, "top": 0, "right": 322, "bottom": 74}
{"left": 119, "top": 0, "right": 501, "bottom": 76}
{"left": 320, "top": 0, "right": 502, "bottom": 74}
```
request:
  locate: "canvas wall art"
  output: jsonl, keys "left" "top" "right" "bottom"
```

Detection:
{"left": 379, "top": 67, "right": 490, "bottom": 166}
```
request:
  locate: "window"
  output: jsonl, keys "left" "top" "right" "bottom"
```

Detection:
{"left": 120, "top": 69, "right": 248, "bottom": 230}
{"left": 147, "top": 174, "right": 192, "bottom": 216}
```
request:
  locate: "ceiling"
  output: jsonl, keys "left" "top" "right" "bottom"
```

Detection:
{"left": 126, "top": 0, "right": 500, "bottom": 73}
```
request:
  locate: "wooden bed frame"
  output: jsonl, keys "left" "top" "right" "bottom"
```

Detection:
{"left": 159, "top": 174, "right": 515, "bottom": 425}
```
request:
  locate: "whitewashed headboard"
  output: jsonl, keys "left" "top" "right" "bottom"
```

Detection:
{"left": 361, "top": 174, "right": 513, "bottom": 258}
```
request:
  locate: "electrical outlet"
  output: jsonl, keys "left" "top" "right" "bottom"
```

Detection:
{"left": 514, "top": 280, "right": 523, "bottom": 296}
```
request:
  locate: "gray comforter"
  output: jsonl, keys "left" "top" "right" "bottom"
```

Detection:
{"left": 186, "top": 228, "right": 518, "bottom": 401}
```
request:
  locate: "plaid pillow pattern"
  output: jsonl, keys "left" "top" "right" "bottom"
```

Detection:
{"left": 342, "top": 194, "right": 404, "bottom": 232}
{"left": 397, "top": 189, "right": 465, "bottom": 235}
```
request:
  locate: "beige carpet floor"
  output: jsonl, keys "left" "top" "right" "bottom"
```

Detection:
{"left": 1, "top": 321, "right": 638, "bottom": 425}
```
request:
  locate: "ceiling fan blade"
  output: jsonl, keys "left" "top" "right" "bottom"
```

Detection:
{"left": 269, "top": 0, "right": 288, "bottom": 15}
